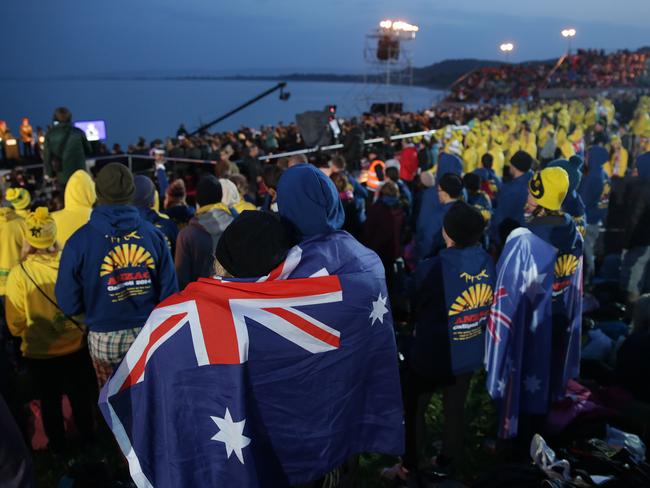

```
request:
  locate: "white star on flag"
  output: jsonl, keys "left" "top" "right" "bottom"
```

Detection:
{"left": 496, "top": 379, "right": 506, "bottom": 396}
{"left": 369, "top": 293, "right": 389, "bottom": 326}
{"left": 520, "top": 265, "right": 546, "bottom": 298}
{"left": 211, "top": 408, "right": 251, "bottom": 464}
{"left": 524, "top": 375, "right": 541, "bottom": 395}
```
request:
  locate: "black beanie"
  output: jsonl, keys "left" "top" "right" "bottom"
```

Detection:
{"left": 443, "top": 201, "right": 485, "bottom": 248}
{"left": 95, "top": 162, "right": 135, "bottom": 205}
{"left": 215, "top": 210, "right": 292, "bottom": 278}
{"left": 462, "top": 172, "right": 481, "bottom": 193}
{"left": 510, "top": 150, "right": 533, "bottom": 173}
{"left": 438, "top": 172, "right": 463, "bottom": 198}
{"left": 196, "top": 175, "right": 223, "bottom": 207}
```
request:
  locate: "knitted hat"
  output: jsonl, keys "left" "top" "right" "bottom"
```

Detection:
{"left": 95, "top": 163, "right": 135, "bottom": 205}
{"left": 215, "top": 210, "right": 292, "bottom": 278}
{"left": 25, "top": 207, "right": 57, "bottom": 249}
{"left": 510, "top": 150, "right": 533, "bottom": 173}
{"left": 528, "top": 167, "right": 569, "bottom": 211}
{"left": 438, "top": 173, "right": 463, "bottom": 198}
{"left": 385, "top": 159, "right": 401, "bottom": 171}
{"left": 132, "top": 175, "right": 156, "bottom": 208}
{"left": 547, "top": 156, "right": 583, "bottom": 193}
{"left": 443, "top": 201, "right": 485, "bottom": 248}
{"left": 196, "top": 175, "right": 222, "bottom": 207}
{"left": 5, "top": 187, "right": 31, "bottom": 210}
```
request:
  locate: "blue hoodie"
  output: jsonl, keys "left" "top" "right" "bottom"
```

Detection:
{"left": 579, "top": 146, "right": 610, "bottom": 225}
{"left": 489, "top": 171, "right": 532, "bottom": 245}
{"left": 56, "top": 205, "right": 178, "bottom": 333}
{"left": 416, "top": 200, "right": 455, "bottom": 261}
{"left": 277, "top": 163, "right": 344, "bottom": 237}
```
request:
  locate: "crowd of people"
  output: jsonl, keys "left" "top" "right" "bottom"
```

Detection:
{"left": 448, "top": 48, "right": 649, "bottom": 103}
{"left": 1, "top": 91, "right": 650, "bottom": 487}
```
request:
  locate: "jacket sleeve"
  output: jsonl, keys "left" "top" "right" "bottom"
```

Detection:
{"left": 55, "top": 237, "right": 85, "bottom": 316}
{"left": 4, "top": 268, "right": 27, "bottom": 338}
{"left": 156, "top": 167, "right": 169, "bottom": 198}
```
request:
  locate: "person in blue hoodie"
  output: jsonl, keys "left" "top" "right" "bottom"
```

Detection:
{"left": 414, "top": 153, "right": 463, "bottom": 231}
{"left": 579, "top": 145, "right": 611, "bottom": 283}
{"left": 474, "top": 153, "right": 502, "bottom": 205}
{"left": 396, "top": 201, "right": 495, "bottom": 480}
{"left": 56, "top": 163, "right": 178, "bottom": 387}
{"left": 415, "top": 173, "right": 463, "bottom": 261}
{"left": 547, "top": 156, "right": 587, "bottom": 237}
{"left": 620, "top": 152, "right": 650, "bottom": 302}
{"left": 489, "top": 150, "right": 533, "bottom": 248}
{"left": 133, "top": 175, "right": 179, "bottom": 253}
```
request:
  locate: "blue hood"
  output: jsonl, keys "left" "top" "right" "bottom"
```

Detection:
{"left": 89, "top": 204, "right": 142, "bottom": 237}
{"left": 637, "top": 152, "right": 650, "bottom": 180}
{"left": 437, "top": 153, "right": 463, "bottom": 183}
{"left": 548, "top": 157, "right": 583, "bottom": 193}
{"left": 586, "top": 146, "right": 609, "bottom": 174}
{"left": 277, "top": 163, "right": 344, "bottom": 237}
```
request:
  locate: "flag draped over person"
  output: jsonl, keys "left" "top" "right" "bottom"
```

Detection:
{"left": 99, "top": 235, "right": 404, "bottom": 487}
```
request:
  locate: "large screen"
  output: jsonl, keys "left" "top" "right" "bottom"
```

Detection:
{"left": 74, "top": 120, "right": 107, "bottom": 141}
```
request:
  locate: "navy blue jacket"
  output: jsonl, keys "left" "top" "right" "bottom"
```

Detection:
{"left": 579, "top": 146, "right": 610, "bottom": 225}
{"left": 56, "top": 205, "right": 178, "bottom": 333}
{"left": 490, "top": 171, "right": 532, "bottom": 245}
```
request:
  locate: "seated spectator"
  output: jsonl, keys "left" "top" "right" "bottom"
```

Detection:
{"left": 175, "top": 176, "right": 234, "bottom": 290}
{"left": 5, "top": 208, "right": 95, "bottom": 448}
{"left": 52, "top": 169, "right": 96, "bottom": 248}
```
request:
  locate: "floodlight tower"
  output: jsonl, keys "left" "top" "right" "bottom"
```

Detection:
{"left": 561, "top": 28, "right": 577, "bottom": 54}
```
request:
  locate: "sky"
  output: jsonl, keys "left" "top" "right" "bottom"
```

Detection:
{"left": 1, "top": 0, "right": 649, "bottom": 77}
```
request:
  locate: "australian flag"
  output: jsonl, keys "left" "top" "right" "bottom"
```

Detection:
{"left": 99, "top": 232, "right": 404, "bottom": 487}
{"left": 485, "top": 228, "right": 558, "bottom": 439}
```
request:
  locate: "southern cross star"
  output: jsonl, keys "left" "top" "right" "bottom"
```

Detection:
{"left": 524, "top": 375, "right": 541, "bottom": 395}
{"left": 369, "top": 293, "right": 389, "bottom": 326}
{"left": 211, "top": 408, "right": 251, "bottom": 464}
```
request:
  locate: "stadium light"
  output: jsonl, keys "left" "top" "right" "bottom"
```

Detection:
{"left": 561, "top": 28, "right": 577, "bottom": 54}
{"left": 499, "top": 42, "right": 514, "bottom": 62}
{"left": 379, "top": 19, "right": 419, "bottom": 33}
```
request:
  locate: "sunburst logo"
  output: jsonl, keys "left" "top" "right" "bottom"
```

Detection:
{"left": 100, "top": 244, "right": 155, "bottom": 277}
{"left": 449, "top": 284, "right": 494, "bottom": 316}
{"left": 555, "top": 254, "right": 579, "bottom": 278}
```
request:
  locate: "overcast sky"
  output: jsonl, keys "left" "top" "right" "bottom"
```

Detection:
{"left": 2, "top": 0, "right": 649, "bottom": 77}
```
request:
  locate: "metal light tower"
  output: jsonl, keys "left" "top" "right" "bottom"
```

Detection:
{"left": 561, "top": 28, "right": 577, "bottom": 54}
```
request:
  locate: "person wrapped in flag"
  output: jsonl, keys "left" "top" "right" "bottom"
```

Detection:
{"left": 486, "top": 166, "right": 583, "bottom": 441}
{"left": 99, "top": 164, "right": 404, "bottom": 487}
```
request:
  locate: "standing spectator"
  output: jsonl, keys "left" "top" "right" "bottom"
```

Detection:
{"left": 605, "top": 135, "right": 628, "bottom": 177}
{"left": 19, "top": 118, "right": 33, "bottom": 159}
{"left": 133, "top": 175, "right": 178, "bottom": 253}
{"left": 620, "top": 153, "right": 650, "bottom": 303}
{"left": 547, "top": 157, "right": 587, "bottom": 237}
{"left": 385, "top": 159, "right": 413, "bottom": 213}
{"left": 43, "top": 107, "right": 92, "bottom": 187}
{"left": 175, "top": 176, "right": 233, "bottom": 290}
{"left": 51, "top": 169, "right": 96, "bottom": 248}
{"left": 330, "top": 172, "right": 362, "bottom": 238}
{"left": 228, "top": 174, "right": 258, "bottom": 210}
{"left": 5, "top": 208, "right": 95, "bottom": 448}
{"left": 398, "top": 142, "right": 419, "bottom": 183}
{"left": 0, "top": 205, "right": 26, "bottom": 297}
{"left": 164, "top": 179, "right": 195, "bottom": 228}
{"left": 489, "top": 151, "right": 533, "bottom": 247}
{"left": 55, "top": 163, "right": 177, "bottom": 387}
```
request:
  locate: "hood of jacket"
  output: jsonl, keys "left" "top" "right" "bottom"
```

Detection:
{"left": 277, "top": 163, "right": 344, "bottom": 237}
{"left": 637, "top": 152, "right": 650, "bottom": 180}
{"left": 437, "top": 153, "right": 463, "bottom": 182}
{"left": 64, "top": 170, "right": 96, "bottom": 209}
{"left": 88, "top": 204, "right": 142, "bottom": 237}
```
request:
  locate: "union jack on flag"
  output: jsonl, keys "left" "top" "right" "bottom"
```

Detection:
{"left": 100, "top": 233, "right": 404, "bottom": 487}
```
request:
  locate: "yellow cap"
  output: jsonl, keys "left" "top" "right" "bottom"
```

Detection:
{"left": 25, "top": 207, "right": 57, "bottom": 249}
{"left": 5, "top": 187, "right": 31, "bottom": 210}
{"left": 528, "top": 167, "right": 569, "bottom": 211}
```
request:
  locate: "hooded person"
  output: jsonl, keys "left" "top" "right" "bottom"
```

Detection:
{"left": 489, "top": 150, "right": 533, "bottom": 247}
{"left": 52, "top": 169, "right": 96, "bottom": 248}
{"left": 5, "top": 208, "right": 95, "bottom": 447}
{"left": 415, "top": 173, "right": 463, "bottom": 261}
{"left": 55, "top": 163, "right": 178, "bottom": 387}
{"left": 133, "top": 175, "right": 178, "bottom": 253}
{"left": 547, "top": 156, "right": 587, "bottom": 237}
{"left": 5, "top": 188, "right": 31, "bottom": 218}
{"left": 219, "top": 177, "right": 256, "bottom": 215}
{"left": 0, "top": 205, "right": 26, "bottom": 296}
{"left": 579, "top": 145, "right": 611, "bottom": 282}
{"left": 397, "top": 201, "right": 495, "bottom": 478}
{"left": 620, "top": 152, "right": 650, "bottom": 302}
{"left": 175, "top": 175, "right": 234, "bottom": 290}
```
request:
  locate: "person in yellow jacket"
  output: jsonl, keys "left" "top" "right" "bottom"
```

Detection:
{"left": 462, "top": 131, "right": 479, "bottom": 173}
{"left": 51, "top": 169, "right": 96, "bottom": 248}
{"left": 519, "top": 123, "right": 537, "bottom": 160}
{"left": 219, "top": 177, "right": 256, "bottom": 214}
{"left": 0, "top": 206, "right": 25, "bottom": 296}
{"left": 488, "top": 134, "right": 506, "bottom": 177}
{"left": 605, "top": 135, "right": 628, "bottom": 177}
{"left": 5, "top": 187, "right": 31, "bottom": 218}
{"left": 4, "top": 207, "right": 95, "bottom": 448}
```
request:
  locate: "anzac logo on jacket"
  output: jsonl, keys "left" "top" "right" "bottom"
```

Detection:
{"left": 448, "top": 279, "right": 494, "bottom": 341}
{"left": 100, "top": 243, "right": 155, "bottom": 302}
{"left": 552, "top": 253, "right": 579, "bottom": 298}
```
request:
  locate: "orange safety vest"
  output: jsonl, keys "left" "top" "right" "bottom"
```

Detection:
{"left": 366, "top": 159, "right": 385, "bottom": 191}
